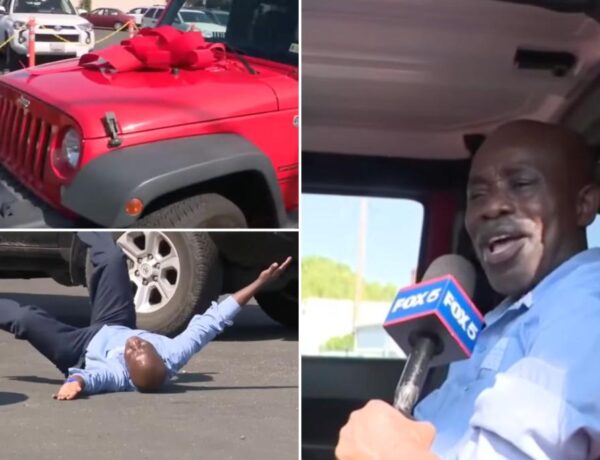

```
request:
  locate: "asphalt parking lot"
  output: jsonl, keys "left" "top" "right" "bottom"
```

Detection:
{"left": 0, "top": 278, "right": 298, "bottom": 460}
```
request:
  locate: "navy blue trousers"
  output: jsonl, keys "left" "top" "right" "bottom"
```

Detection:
{"left": 0, "top": 232, "right": 136, "bottom": 375}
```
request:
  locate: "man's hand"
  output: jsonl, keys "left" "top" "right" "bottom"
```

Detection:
{"left": 53, "top": 377, "right": 84, "bottom": 401}
{"left": 232, "top": 257, "right": 294, "bottom": 306}
{"left": 257, "top": 256, "right": 293, "bottom": 285}
{"left": 336, "top": 400, "right": 440, "bottom": 460}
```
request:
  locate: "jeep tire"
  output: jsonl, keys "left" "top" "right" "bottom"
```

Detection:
{"left": 255, "top": 280, "right": 298, "bottom": 328}
{"left": 137, "top": 193, "right": 248, "bottom": 229}
{"left": 86, "top": 231, "right": 223, "bottom": 336}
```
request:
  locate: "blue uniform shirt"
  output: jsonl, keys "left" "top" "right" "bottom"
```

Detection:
{"left": 415, "top": 248, "right": 600, "bottom": 459}
{"left": 68, "top": 296, "right": 240, "bottom": 394}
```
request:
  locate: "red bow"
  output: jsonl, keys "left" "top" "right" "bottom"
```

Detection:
{"left": 79, "top": 26, "right": 227, "bottom": 72}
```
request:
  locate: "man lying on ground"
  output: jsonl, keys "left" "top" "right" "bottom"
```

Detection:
{"left": 0, "top": 232, "right": 292, "bottom": 400}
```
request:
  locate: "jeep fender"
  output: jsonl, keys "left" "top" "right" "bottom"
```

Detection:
{"left": 61, "top": 134, "right": 286, "bottom": 228}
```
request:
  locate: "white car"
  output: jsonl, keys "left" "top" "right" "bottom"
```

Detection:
{"left": 127, "top": 6, "right": 147, "bottom": 27}
{"left": 0, "top": 0, "right": 94, "bottom": 70}
{"left": 141, "top": 6, "right": 226, "bottom": 39}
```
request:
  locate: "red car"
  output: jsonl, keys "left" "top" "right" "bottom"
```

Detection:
{"left": 0, "top": 0, "right": 298, "bottom": 229}
{"left": 82, "top": 8, "right": 135, "bottom": 30}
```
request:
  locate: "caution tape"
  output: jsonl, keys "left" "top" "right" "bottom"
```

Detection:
{"left": 95, "top": 21, "right": 136, "bottom": 45}
{"left": 37, "top": 25, "right": 73, "bottom": 43}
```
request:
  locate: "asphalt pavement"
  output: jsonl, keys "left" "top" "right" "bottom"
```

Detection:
{"left": 0, "top": 278, "right": 298, "bottom": 460}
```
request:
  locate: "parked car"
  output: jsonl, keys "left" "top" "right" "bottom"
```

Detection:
{"left": 127, "top": 7, "right": 148, "bottom": 26}
{"left": 203, "top": 8, "right": 229, "bottom": 27}
{"left": 141, "top": 5, "right": 226, "bottom": 39}
{"left": 0, "top": 0, "right": 298, "bottom": 229}
{"left": 0, "top": 0, "right": 94, "bottom": 70}
{"left": 302, "top": 0, "right": 600, "bottom": 458}
{"left": 0, "top": 231, "right": 298, "bottom": 335}
{"left": 81, "top": 8, "right": 135, "bottom": 31}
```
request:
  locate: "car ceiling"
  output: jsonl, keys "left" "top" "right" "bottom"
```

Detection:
{"left": 302, "top": 0, "right": 600, "bottom": 159}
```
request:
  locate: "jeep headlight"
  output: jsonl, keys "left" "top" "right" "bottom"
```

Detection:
{"left": 79, "top": 22, "right": 93, "bottom": 32}
{"left": 57, "top": 129, "right": 82, "bottom": 170}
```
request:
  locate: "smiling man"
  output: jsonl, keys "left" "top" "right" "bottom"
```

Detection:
{"left": 0, "top": 232, "right": 292, "bottom": 400}
{"left": 335, "top": 120, "right": 600, "bottom": 459}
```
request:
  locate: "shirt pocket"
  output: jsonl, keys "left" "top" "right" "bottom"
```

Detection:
{"left": 478, "top": 336, "right": 525, "bottom": 379}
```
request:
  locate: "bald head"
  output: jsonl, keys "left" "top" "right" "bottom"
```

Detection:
{"left": 479, "top": 120, "right": 596, "bottom": 187}
{"left": 124, "top": 336, "right": 168, "bottom": 392}
{"left": 465, "top": 120, "right": 600, "bottom": 298}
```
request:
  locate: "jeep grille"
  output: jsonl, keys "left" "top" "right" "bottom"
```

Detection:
{"left": 0, "top": 94, "right": 54, "bottom": 182}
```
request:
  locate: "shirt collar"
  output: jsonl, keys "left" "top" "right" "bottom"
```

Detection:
{"left": 485, "top": 248, "right": 598, "bottom": 326}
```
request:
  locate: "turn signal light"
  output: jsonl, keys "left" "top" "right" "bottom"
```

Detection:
{"left": 125, "top": 198, "right": 143, "bottom": 216}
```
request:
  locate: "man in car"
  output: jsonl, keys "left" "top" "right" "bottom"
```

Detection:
{"left": 335, "top": 120, "right": 600, "bottom": 459}
{"left": 0, "top": 232, "right": 292, "bottom": 400}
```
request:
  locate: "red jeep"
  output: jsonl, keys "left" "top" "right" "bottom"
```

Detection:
{"left": 0, "top": 0, "right": 298, "bottom": 228}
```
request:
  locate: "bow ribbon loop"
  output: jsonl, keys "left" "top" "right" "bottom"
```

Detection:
{"left": 79, "top": 26, "right": 227, "bottom": 72}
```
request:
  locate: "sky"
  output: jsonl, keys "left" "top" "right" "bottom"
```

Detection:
{"left": 302, "top": 194, "right": 600, "bottom": 287}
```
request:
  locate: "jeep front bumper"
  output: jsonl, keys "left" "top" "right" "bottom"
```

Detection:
{"left": 0, "top": 164, "right": 75, "bottom": 228}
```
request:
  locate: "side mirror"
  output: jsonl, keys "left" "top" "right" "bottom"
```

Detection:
{"left": 0, "top": 6, "right": 7, "bottom": 15}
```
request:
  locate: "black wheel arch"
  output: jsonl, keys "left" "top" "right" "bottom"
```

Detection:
{"left": 62, "top": 134, "right": 288, "bottom": 228}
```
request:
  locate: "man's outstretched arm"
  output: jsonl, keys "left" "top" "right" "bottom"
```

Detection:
{"left": 54, "top": 362, "right": 131, "bottom": 400}
{"left": 166, "top": 257, "right": 293, "bottom": 372}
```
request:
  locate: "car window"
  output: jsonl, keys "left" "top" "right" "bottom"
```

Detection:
{"left": 143, "top": 8, "right": 155, "bottom": 18}
{"left": 152, "top": 8, "right": 163, "bottom": 19}
{"left": 180, "top": 10, "right": 213, "bottom": 24}
{"left": 587, "top": 215, "right": 600, "bottom": 248}
{"left": 301, "top": 194, "right": 424, "bottom": 359}
{"left": 13, "top": 0, "right": 76, "bottom": 14}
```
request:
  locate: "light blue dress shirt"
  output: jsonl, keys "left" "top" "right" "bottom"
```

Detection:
{"left": 415, "top": 248, "right": 600, "bottom": 460}
{"left": 67, "top": 296, "right": 241, "bottom": 394}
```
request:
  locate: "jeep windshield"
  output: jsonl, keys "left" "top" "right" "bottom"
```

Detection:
{"left": 13, "top": 0, "right": 76, "bottom": 14}
{"left": 162, "top": 0, "right": 298, "bottom": 66}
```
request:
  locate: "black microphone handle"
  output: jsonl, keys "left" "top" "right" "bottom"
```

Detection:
{"left": 393, "top": 335, "right": 437, "bottom": 415}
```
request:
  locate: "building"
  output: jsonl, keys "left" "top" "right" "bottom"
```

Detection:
{"left": 301, "top": 298, "right": 405, "bottom": 359}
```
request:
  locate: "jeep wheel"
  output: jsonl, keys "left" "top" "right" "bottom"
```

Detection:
{"left": 86, "top": 231, "right": 223, "bottom": 336}
{"left": 255, "top": 280, "right": 298, "bottom": 328}
{"left": 137, "top": 193, "right": 248, "bottom": 228}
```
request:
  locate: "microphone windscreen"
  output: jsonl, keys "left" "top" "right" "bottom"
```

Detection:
{"left": 421, "top": 254, "right": 476, "bottom": 297}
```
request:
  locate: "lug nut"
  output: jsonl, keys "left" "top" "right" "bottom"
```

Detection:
{"left": 135, "top": 270, "right": 140, "bottom": 277}
{"left": 137, "top": 258, "right": 143, "bottom": 263}
{"left": 142, "top": 279, "right": 148, "bottom": 286}
{"left": 148, "top": 254, "right": 153, "bottom": 260}
{"left": 152, "top": 275, "right": 158, "bottom": 282}
{"left": 154, "top": 263, "right": 160, "bottom": 269}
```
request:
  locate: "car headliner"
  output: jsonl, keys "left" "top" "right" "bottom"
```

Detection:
{"left": 303, "top": 0, "right": 600, "bottom": 161}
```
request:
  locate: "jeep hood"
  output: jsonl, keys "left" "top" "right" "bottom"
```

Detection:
{"left": 1, "top": 59, "right": 290, "bottom": 138}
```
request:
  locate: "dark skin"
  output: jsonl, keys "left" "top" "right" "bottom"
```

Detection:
{"left": 53, "top": 256, "right": 293, "bottom": 400}
{"left": 466, "top": 120, "right": 600, "bottom": 299}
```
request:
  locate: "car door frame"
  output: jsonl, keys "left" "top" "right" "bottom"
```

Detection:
{"left": 301, "top": 151, "right": 469, "bottom": 458}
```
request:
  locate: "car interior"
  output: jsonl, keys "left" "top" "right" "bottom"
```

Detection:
{"left": 302, "top": 0, "right": 600, "bottom": 458}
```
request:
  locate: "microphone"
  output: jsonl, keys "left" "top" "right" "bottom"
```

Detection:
{"left": 383, "top": 254, "right": 484, "bottom": 415}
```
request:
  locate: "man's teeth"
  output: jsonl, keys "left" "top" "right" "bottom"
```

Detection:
{"left": 488, "top": 236, "right": 519, "bottom": 253}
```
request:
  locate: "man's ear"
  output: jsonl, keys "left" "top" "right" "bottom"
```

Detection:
{"left": 577, "top": 183, "right": 600, "bottom": 227}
